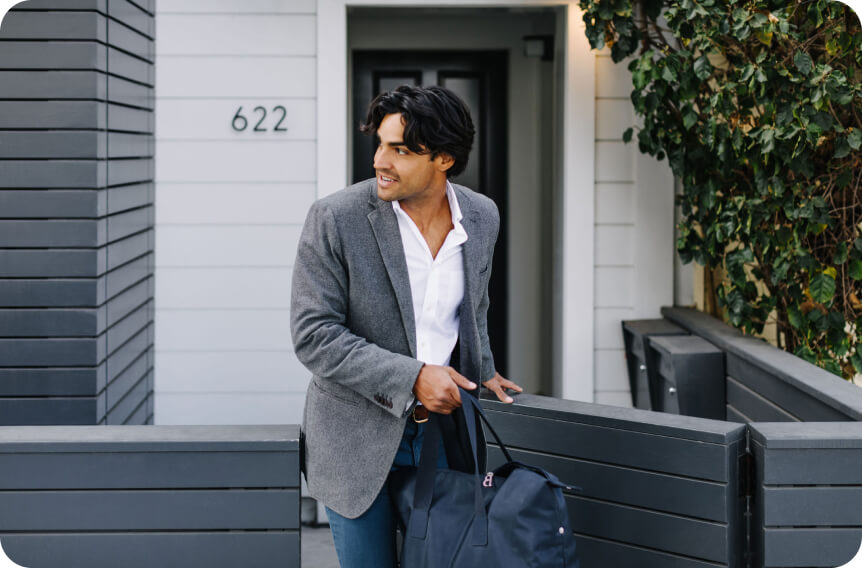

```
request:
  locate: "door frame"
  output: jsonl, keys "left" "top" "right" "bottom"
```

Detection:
{"left": 317, "top": 0, "right": 595, "bottom": 402}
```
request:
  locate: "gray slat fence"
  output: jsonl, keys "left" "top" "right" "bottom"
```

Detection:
{"left": 482, "top": 394, "right": 748, "bottom": 567}
{"left": 0, "top": 425, "right": 301, "bottom": 568}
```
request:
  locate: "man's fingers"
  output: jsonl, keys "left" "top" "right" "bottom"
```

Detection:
{"left": 492, "top": 384, "right": 514, "bottom": 403}
{"left": 447, "top": 368, "right": 477, "bottom": 391}
{"left": 500, "top": 378, "right": 523, "bottom": 392}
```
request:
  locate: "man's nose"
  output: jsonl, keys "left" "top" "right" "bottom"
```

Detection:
{"left": 373, "top": 148, "right": 389, "bottom": 170}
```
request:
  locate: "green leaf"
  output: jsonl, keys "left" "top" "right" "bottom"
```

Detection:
{"left": 693, "top": 55, "right": 713, "bottom": 80}
{"left": 833, "top": 242, "right": 848, "bottom": 264}
{"left": 683, "top": 109, "right": 698, "bottom": 129}
{"left": 810, "top": 272, "right": 836, "bottom": 304}
{"left": 623, "top": 127, "right": 633, "bottom": 143}
{"left": 849, "top": 259, "right": 862, "bottom": 281}
{"left": 787, "top": 304, "right": 804, "bottom": 329}
{"left": 852, "top": 351, "right": 862, "bottom": 375}
{"left": 848, "top": 129, "right": 862, "bottom": 150}
{"left": 835, "top": 137, "right": 851, "bottom": 159}
{"left": 794, "top": 51, "right": 813, "bottom": 76}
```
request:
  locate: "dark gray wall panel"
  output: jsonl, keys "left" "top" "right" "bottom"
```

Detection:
{"left": 0, "top": 190, "right": 100, "bottom": 219}
{"left": 106, "top": 183, "right": 153, "bottom": 213}
{"left": 0, "top": 161, "right": 106, "bottom": 189}
{"left": 0, "top": 280, "right": 99, "bottom": 308}
{"left": 728, "top": 355, "right": 847, "bottom": 422}
{"left": 577, "top": 535, "right": 724, "bottom": 568}
{"left": 106, "top": 18, "right": 153, "bottom": 62}
{"left": 663, "top": 307, "right": 862, "bottom": 420}
{"left": 0, "top": 368, "right": 97, "bottom": 397}
{"left": 0, "top": 249, "right": 101, "bottom": 277}
{"left": 0, "top": 450, "right": 300, "bottom": 489}
{"left": 105, "top": 253, "right": 151, "bottom": 298}
{"left": 108, "top": 0, "right": 154, "bottom": 39}
{"left": 484, "top": 406, "right": 736, "bottom": 481}
{"left": 761, "top": 529, "right": 862, "bottom": 567}
{"left": 107, "top": 75, "right": 153, "bottom": 109}
{"left": 2, "top": 532, "right": 299, "bottom": 568}
{"left": 488, "top": 446, "right": 730, "bottom": 522}
{"left": 107, "top": 158, "right": 153, "bottom": 186}
{"left": 726, "top": 375, "right": 798, "bottom": 423}
{"left": 0, "top": 70, "right": 107, "bottom": 99}
{"left": 106, "top": 277, "right": 150, "bottom": 326}
{"left": 567, "top": 495, "right": 730, "bottom": 563}
{"left": 106, "top": 229, "right": 152, "bottom": 270}
{"left": 0, "top": 397, "right": 97, "bottom": 426}
{"left": 0, "top": 131, "right": 106, "bottom": 159}
{"left": 751, "top": 423, "right": 862, "bottom": 567}
{"left": 107, "top": 46, "right": 152, "bottom": 86}
{"left": 483, "top": 396, "right": 746, "bottom": 567}
{"left": 107, "top": 205, "right": 151, "bottom": 242}
{"left": 108, "top": 133, "right": 153, "bottom": 158}
{"left": 0, "top": 41, "right": 106, "bottom": 70}
{"left": 0, "top": 489, "right": 299, "bottom": 530}
{"left": 0, "top": 7, "right": 154, "bottom": 425}
{"left": 105, "top": 348, "right": 148, "bottom": 409}
{"left": 106, "top": 371, "right": 147, "bottom": 424}
{"left": 0, "top": 101, "right": 106, "bottom": 129}
{"left": 0, "top": 338, "right": 98, "bottom": 366}
{"left": 0, "top": 219, "right": 102, "bottom": 247}
{"left": 0, "top": 308, "right": 99, "bottom": 337}
{"left": 108, "top": 104, "right": 153, "bottom": 133}
{"left": 14, "top": 0, "right": 107, "bottom": 10}
{"left": 105, "top": 325, "right": 150, "bottom": 384}
{"left": 106, "top": 300, "right": 150, "bottom": 354}
{"left": 0, "top": 12, "right": 107, "bottom": 41}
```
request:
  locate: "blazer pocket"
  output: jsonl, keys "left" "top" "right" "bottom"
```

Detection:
{"left": 313, "top": 380, "right": 360, "bottom": 407}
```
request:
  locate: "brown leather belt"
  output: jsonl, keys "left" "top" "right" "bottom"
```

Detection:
{"left": 412, "top": 405, "right": 429, "bottom": 423}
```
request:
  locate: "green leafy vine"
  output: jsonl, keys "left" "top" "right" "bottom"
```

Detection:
{"left": 580, "top": 0, "right": 862, "bottom": 379}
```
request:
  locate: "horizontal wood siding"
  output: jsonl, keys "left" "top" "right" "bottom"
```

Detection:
{"left": 155, "top": 1, "right": 317, "bottom": 425}
{"left": 0, "top": 3, "right": 154, "bottom": 424}
{"left": 482, "top": 394, "right": 747, "bottom": 567}
{"left": 0, "top": 425, "right": 300, "bottom": 568}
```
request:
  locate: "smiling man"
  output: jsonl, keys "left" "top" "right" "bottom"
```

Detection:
{"left": 290, "top": 85, "right": 520, "bottom": 567}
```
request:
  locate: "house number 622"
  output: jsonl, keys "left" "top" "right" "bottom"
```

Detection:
{"left": 232, "top": 106, "right": 288, "bottom": 132}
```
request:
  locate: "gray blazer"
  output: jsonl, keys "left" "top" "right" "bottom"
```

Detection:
{"left": 290, "top": 178, "right": 499, "bottom": 518}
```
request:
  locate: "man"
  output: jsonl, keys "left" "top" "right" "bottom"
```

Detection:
{"left": 290, "top": 85, "right": 521, "bottom": 567}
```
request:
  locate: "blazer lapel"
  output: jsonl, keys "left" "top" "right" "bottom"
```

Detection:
{"left": 367, "top": 193, "right": 417, "bottom": 358}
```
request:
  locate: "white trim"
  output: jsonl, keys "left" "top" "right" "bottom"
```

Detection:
{"left": 316, "top": 0, "right": 595, "bottom": 401}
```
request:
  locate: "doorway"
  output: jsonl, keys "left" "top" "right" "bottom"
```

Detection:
{"left": 352, "top": 49, "right": 509, "bottom": 374}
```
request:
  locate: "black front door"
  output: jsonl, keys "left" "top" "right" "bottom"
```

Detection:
{"left": 352, "top": 50, "right": 508, "bottom": 376}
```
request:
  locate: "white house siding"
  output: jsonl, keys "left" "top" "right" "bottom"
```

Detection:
{"left": 593, "top": 51, "right": 675, "bottom": 407}
{"left": 154, "top": 0, "right": 317, "bottom": 424}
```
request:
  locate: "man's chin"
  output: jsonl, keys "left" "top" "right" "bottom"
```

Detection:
{"left": 376, "top": 186, "right": 397, "bottom": 202}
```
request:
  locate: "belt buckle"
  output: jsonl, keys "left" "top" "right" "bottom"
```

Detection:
{"left": 412, "top": 406, "right": 429, "bottom": 423}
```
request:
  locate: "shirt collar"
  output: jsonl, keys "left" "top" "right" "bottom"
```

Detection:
{"left": 392, "top": 181, "right": 464, "bottom": 229}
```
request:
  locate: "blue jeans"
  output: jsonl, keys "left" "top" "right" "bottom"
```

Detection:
{"left": 325, "top": 418, "right": 448, "bottom": 568}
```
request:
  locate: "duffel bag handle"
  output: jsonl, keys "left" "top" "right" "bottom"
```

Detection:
{"left": 410, "top": 388, "right": 516, "bottom": 546}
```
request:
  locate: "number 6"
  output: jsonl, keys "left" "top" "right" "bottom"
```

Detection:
{"left": 232, "top": 107, "right": 248, "bottom": 132}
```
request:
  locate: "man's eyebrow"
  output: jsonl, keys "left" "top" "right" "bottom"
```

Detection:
{"left": 386, "top": 141, "right": 407, "bottom": 147}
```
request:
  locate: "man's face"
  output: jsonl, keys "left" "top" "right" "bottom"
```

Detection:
{"left": 374, "top": 113, "right": 449, "bottom": 203}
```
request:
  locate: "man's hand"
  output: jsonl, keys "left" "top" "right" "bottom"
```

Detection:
{"left": 413, "top": 364, "right": 476, "bottom": 414}
{"left": 482, "top": 372, "right": 523, "bottom": 403}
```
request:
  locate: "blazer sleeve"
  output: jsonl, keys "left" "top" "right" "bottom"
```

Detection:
{"left": 290, "top": 200, "right": 423, "bottom": 418}
{"left": 477, "top": 201, "right": 500, "bottom": 383}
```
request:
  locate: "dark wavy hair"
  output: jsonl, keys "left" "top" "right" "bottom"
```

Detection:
{"left": 360, "top": 85, "right": 475, "bottom": 179}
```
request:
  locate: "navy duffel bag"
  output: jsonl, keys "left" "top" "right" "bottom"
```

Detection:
{"left": 390, "top": 389, "right": 580, "bottom": 567}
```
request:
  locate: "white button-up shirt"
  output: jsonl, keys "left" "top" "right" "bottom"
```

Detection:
{"left": 392, "top": 181, "right": 467, "bottom": 369}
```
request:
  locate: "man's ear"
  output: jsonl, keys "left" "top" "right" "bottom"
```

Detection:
{"left": 435, "top": 152, "right": 455, "bottom": 173}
